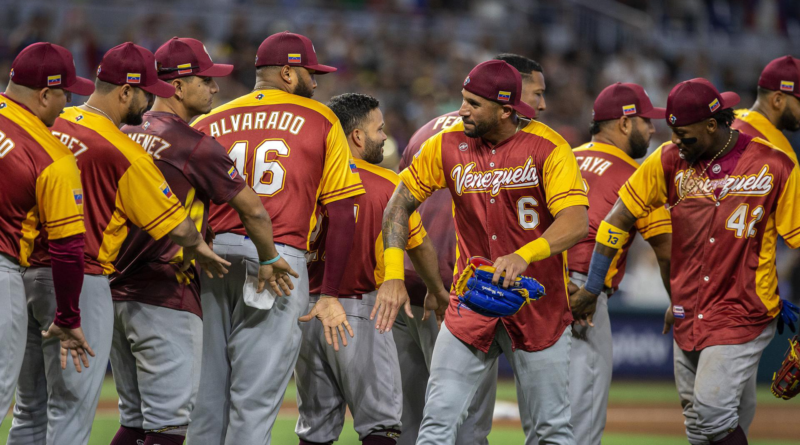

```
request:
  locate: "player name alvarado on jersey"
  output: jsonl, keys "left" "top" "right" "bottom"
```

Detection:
{"left": 203, "top": 110, "right": 306, "bottom": 138}
{"left": 675, "top": 165, "right": 774, "bottom": 199}
{"left": 450, "top": 156, "right": 540, "bottom": 196}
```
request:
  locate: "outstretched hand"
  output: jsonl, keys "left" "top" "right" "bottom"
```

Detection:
{"left": 258, "top": 257, "right": 300, "bottom": 296}
{"left": 371, "top": 279, "right": 413, "bottom": 333}
{"left": 422, "top": 288, "right": 449, "bottom": 330}
{"left": 299, "top": 296, "right": 354, "bottom": 351}
{"left": 42, "top": 324, "right": 95, "bottom": 373}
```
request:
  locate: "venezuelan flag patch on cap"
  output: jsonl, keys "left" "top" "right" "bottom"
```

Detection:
{"left": 177, "top": 63, "right": 193, "bottom": 75}
{"left": 781, "top": 80, "right": 795, "bottom": 92}
{"left": 708, "top": 98, "right": 720, "bottom": 112}
{"left": 47, "top": 75, "right": 61, "bottom": 86}
{"left": 622, "top": 104, "right": 637, "bottom": 115}
{"left": 288, "top": 53, "right": 302, "bottom": 64}
{"left": 497, "top": 91, "right": 511, "bottom": 102}
{"left": 127, "top": 73, "right": 141, "bottom": 84}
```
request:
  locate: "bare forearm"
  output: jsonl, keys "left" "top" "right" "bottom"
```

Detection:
{"left": 167, "top": 216, "right": 203, "bottom": 248}
{"left": 407, "top": 236, "right": 447, "bottom": 294}
{"left": 647, "top": 233, "right": 672, "bottom": 298}
{"left": 382, "top": 182, "right": 421, "bottom": 251}
{"left": 541, "top": 206, "right": 589, "bottom": 255}
{"left": 231, "top": 188, "right": 278, "bottom": 261}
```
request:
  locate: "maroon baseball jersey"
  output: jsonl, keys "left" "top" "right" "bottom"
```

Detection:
{"left": 33, "top": 107, "right": 186, "bottom": 275}
{"left": 192, "top": 90, "right": 365, "bottom": 251}
{"left": 111, "top": 111, "right": 246, "bottom": 317}
{"left": 308, "top": 158, "right": 426, "bottom": 296}
{"left": 399, "top": 111, "right": 461, "bottom": 306}
{"left": 401, "top": 120, "right": 589, "bottom": 353}
{"left": 568, "top": 142, "right": 671, "bottom": 290}
{"left": 0, "top": 96, "right": 84, "bottom": 266}
{"left": 620, "top": 133, "right": 800, "bottom": 351}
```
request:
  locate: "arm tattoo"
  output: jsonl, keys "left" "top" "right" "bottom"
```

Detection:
{"left": 382, "top": 182, "right": 422, "bottom": 250}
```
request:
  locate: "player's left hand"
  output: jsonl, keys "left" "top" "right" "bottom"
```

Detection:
{"left": 491, "top": 253, "right": 529, "bottom": 288}
{"left": 42, "top": 324, "right": 95, "bottom": 373}
{"left": 570, "top": 287, "right": 599, "bottom": 327}
{"left": 778, "top": 299, "right": 800, "bottom": 335}
{"left": 567, "top": 280, "right": 580, "bottom": 295}
{"left": 422, "top": 288, "right": 449, "bottom": 330}
{"left": 371, "top": 279, "right": 413, "bottom": 333}
{"left": 662, "top": 306, "right": 675, "bottom": 335}
{"left": 184, "top": 241, "right": 230, "bottom": 278}
{"left": 299, "top": 296, "right": 354, "bottom": 352}
{"left": 258, "top": 258, "right": 300, "bottom": 296}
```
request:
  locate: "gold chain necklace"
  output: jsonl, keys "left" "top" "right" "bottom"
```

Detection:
{"left": 83, "top": 102, "right": 115, "bottom": 124}
{"left": 667, "top": 130, "right": 734, "bottom": 210}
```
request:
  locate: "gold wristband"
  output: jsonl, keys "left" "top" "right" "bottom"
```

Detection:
{"left": 514, "top": 237, "right": 551, "bottom": 264}
{"left": 596, "top": 220, "right": 629, "bottom": 249}
{"left": 384, "top": 247, "right": 405, "bottom": 281}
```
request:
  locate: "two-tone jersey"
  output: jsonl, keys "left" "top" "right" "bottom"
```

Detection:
{"left": 619, "top": 133, "right": 800, "bottom": 351}
{"left": 0, "top": 95, "right": 84, "bottom": 265}
{"left": 568, "top": 142, "right": 671, "bottom": 290}
{"left": 31, "top": 107, "right": 187, "bottom": 276}
{"left": 308, "top": 158, "right": 426, "bottom": 295}
{"left": 192, "top": 90, "right": 365, "bottom": 251}
{"left": 399, "top": 111, "right": 460, "bottom": 306}
{"left": 400, "top": 120, "right": 589, "bottom": 353}
{"left": 733, "top": 109, "right": 798, "bottom": 165}
{"left": 112, "top": 111, "right": 247, "bottom": 317}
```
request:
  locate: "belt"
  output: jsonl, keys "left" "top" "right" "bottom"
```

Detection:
{"left": 337, "top": 294, "right": 363, "bottom": 300}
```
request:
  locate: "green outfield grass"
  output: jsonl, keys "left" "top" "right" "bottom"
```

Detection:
{"left": 0, "top": 378, "right": 794, "bottom": 444}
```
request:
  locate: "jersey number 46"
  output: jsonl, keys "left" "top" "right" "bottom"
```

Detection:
{"left": 227, "top": 139, "right": 290, "bottom": 196}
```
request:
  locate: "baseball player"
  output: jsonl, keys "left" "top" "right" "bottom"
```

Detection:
{"left": 296, "top": 93, "right": 438, "bottom": 445}
{"left": 555, "top": 83, "right": 672, "bottom": 445}
{"left": 732, "top": 56, "right": 800, "bottom": 165}
{"left": 186, "top": 32, "right": 365, "bottom": 445}
{"left": 380, "top": 60, "right": 589, "bottom": 445}
{"left": 0, "top": 42, "right": 93, "bottom": 425}
{"left": 574, "top": 78, "right": 800, "bottom": 445}
{"left": 6, "top": 42, "right": 229, "bottom": 445}
{"left": 394, "top": 53, "right": 547, "bottom": 445}
{"left": 110, "top": 38, "right": 298, "bottom": 445}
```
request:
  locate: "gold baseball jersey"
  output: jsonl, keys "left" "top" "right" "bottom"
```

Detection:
{"left": 733, "top": 109, "right": 798, "bottom": 165}
{"left": 0, "top": 94, "right": 84, "bottom": 266}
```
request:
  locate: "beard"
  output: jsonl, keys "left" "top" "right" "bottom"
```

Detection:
{"left": 122, "top": 100, "right": 147, "bottom": 126}
{"left": 778, "top": 107, "right": 800, "bottom": 132}
{"left": 463, "top": 115, "right": 498, "bottom": 138}
{"left": 293, "top": 75, "right": 314, "bottom": 99}
{"left": 362, "top": 136, "right": 385, "bottom": 164}
{"left": 628, "top": 127, "right": 650, "bottom": 159}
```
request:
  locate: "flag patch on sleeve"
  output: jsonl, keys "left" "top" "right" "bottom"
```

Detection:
{"left": 227, "top": 166, "right": 238, "bottom": 180}
{"left": 673, "top": 305, "right": 685, "bottom": 319}
{"left": 160, "top": 182, "right": 174, "bottom": 199}
{"left": 73, "top": 189, "right": 83, "bottom": 206}
{"left": 349, "top": 162, "right": 358, "bottom": 173}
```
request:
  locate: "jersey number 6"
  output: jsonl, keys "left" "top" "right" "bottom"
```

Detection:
{"left": 228, "top": 139, "right": 290, "bottom": 196}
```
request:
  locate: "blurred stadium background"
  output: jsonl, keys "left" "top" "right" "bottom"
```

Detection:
{"left": 0, "top": 0, "right": 799, "bottom": 443}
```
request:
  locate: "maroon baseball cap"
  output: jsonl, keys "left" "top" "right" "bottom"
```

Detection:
{"left": 155, "top": 37, "right": 233, "bottom": 80}
{"left": 758, "top": 55, "right": 800, "bottom": 99}
{"left": 10, "top": 42, "right": 94, "bottom": 95}
{"left": 462, "top": 60, "right": 536, "bottom": 119}
{"left": 255, "top": 31, "right": 336, "bottom": 74}
{"left": 665, "top": 78, "right": 739, "bottom": 127}
{"left": 96, "top": 43, "right": 175, "bottom": 98}
{"left": 593, "top": 83, "right": 665, "bottom": 121}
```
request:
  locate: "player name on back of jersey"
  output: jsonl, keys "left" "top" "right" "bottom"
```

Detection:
{"left": 204, "top": 110, "right": 306, "bottom": 138}
{"left": 451, "top": 156, "right": 539, "bottom": 196}
{"left": 126, "top": 132, "right": 172, "bottom": 160}
{"left": 577, "top": 156, "right": 614, "bottom": 176}
{"left": 675, "top": 165, "right": 774, "bottom": 199}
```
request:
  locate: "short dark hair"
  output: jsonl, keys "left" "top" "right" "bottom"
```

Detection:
{"left": 94, "top": 79, "right": 118, "bottom": 95}
{"left": 712, "top": 108, "right": 735, "bottom": 128}
{"left": 328, "top": 93, "right": 381, "bottom": 135}
{"left": 493, "top": 53, "right": 543, "bottom": 77}
{"left": 589, "top": 120, "right": 614, "bottom": 135}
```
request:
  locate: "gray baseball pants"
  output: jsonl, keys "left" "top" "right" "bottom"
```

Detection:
{"left": 7, "top": 268, "right": 112, "bottom": 445}
{"left": 393, "top": 305, "right": 496, "bottom": 445}
{"left": 0, "top": 253, "right": 26, "bottom": 426}
{"left": 674, "top": 319, "right": 776, "bottom": 444}
{"left": 295, "top": 291, "right": 402, "bottom": 442}
{"left": 417, "top": 322, "right": 574, "bottom": 445}
{"left": 186, "top": 234, "right": 308, "bottom": 445}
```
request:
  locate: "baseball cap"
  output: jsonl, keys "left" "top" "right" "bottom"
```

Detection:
{"left": 592, "top": 82, "right": 665, "bottom": 121}
{"left": 758, "top": 55, "right": 800, "bottom": 99}
{"left": 255, "top": 31, "right": 336, "bottom": 74}
{"left": 665, "top": 78, "right": 739, "bottom": 127}
{"left": 462, "top": 60, "right": 536, "bottom": 119}
{"left": 10, "top": 42, "right": 94, "bottom": 95}
{"left": 96, "top": 42, "right": 175, "bottom": 98}
{"left": 155, "top": 37, "right": 233, "bottom": 80}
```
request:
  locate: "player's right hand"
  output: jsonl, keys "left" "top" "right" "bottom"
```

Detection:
{"left": 42, "top": 324, "right": 95, "bottom": 373}
{"left": 371, "top": 279, "right": 413, "bottom": 333}
{"left": 299, "top": 296, "right": 354, "bottom": 352}
{"left": 662, "top": 306, "right": 675, "bottom": 334}
{"left": 258, "top": 258, "right": 299, "bottom": 296}
{"left": 570, "top": 287, "right": 599, "bottom": 327}
{"left": 184, "top": 241, "right": 231, "bottom": 278}
{"left": 422, "top": 288, "right": 449, "bottom": 330}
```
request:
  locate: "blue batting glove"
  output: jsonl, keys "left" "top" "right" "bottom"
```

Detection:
{"left": 778, "top": 299, "right": 800, "bottom": 335}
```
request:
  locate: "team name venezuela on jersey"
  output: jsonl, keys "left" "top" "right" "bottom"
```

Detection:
{"left": 192, "top": 90, "right": 364, "bottom": 251}
{"left": 400, "top": 119, "right": 588, "bottom": 353}
{"left": 619, "top": 133, "right": 800, "bottom": 351}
